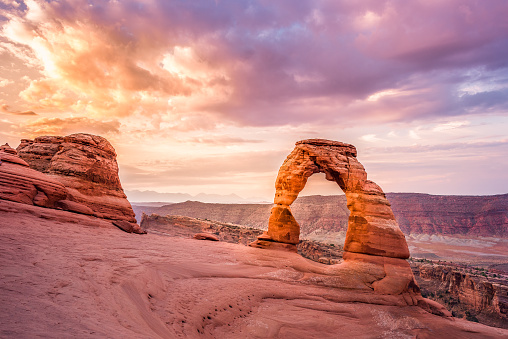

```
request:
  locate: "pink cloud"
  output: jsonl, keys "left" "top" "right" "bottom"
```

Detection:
{"left": 1, "top": 0, "right": 507, "bottom": 128}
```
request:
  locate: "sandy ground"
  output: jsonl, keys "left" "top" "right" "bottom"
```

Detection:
{"left": 1, "top": 200, "right": 507, "bottom": 339}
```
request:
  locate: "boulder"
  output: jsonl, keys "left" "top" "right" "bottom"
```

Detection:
{"left": 112, "top": 220, "right": 147, "bottom": 234}
{"left": 193, "top": 233, "right": 220, "bottom": 241}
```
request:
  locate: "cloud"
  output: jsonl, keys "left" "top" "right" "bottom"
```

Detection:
{"left": 0, "top": 78, "right": 13, "bottom": 87}
{"left": 0, "top": 0, "right": 506, "bottom": 129}
{"left": 185, "top": 136, "right": 264, "bottom": 146}
{"left": 0, "top": 103, "right": 36, "bottom": 115}
{"left": 433, "top": 121, "right": 470, "bottom": 132}
{"left": 20, "top": 116, "right": 120, "bottom": 136}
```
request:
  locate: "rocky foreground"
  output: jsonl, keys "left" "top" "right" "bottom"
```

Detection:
{"left": 141, "top": 213, "right": 508, "bottom": 330}
{"left": 2, "top": 200, "right": 508, "bottom": 338}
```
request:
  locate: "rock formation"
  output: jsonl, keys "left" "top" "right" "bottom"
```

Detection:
{"left": 141, "top": 214, "right": 264, "bottom": 245}
{"left": 0, "top": 143, "right": 68, "bottom": 208}
{"left": 193, "top": 233, "right": 220, "bottom": 241}
{"left": 250, "top": 139, "right": 409, "bottom": 256}
{"left": 249, "top": 139, "right": 430, "bottom": 305}
{"left": 413, "top": 262, "right": 508, "bottom": 328}
{"left": 17, "top": 133, "right": 137, "bottom": 223}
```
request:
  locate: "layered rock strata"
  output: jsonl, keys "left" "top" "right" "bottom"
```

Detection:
{"left": 415, "top": 263, "right": 508, "bottom": 326}
{"left": 249, "top": 139, "right": 427, "bottom": 304}
{"left": 17, "top": 133, "right": 137, "bottom": 223}
{"left": 0, "top": 144, "right": 67, "bottom": 207}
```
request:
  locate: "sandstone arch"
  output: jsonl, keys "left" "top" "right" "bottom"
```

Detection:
{"left": 250, "top": 139, "right": 410, "bottom": 259}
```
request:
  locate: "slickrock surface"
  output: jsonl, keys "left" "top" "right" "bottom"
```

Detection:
{"left": 17, "top": 133, "right": 136, "bottom": 223}
{"left": 1, "top": 199, "right": 507, "bottom": 338}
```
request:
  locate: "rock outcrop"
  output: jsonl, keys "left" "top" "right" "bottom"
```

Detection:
{"left": 250, "top": 139, "right": 409, "bottom": 257}
{"left": 387, "top": 193, "right": 508, "bottom": 237}
{"left": 249, "top": 139, "right": 431, "bottom": 308}
{"left": 0, "top": 144, "right": 68, "bottom": 207}
{"left": 413, "top": 262, "right": 508, "bottom": 328}
{"left": 17, "top": 133, "right": 137, "bottom": 223}
{"left": 141, "top": 214, "right": 264, "bottom": 245}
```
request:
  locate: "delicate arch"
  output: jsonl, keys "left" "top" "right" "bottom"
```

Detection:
{"left": 250, "top": 139, "right": 409, "bottom": 259}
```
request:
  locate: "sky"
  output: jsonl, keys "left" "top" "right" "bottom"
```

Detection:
{"left": 1, "top": 0, "right": 508, "bottom": 201}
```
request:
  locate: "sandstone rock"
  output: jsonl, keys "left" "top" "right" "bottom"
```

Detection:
{"left": 193, "top": 233, "right": 219, "bottom": 241}
{"left": 141, "top": 214, "right": 264, "bottom": 245}
{"left": 415, "top": 263, "right": 508, "bottom": 322}
{"left": 17, "top": 133, "right": 137, "bottom": 223}
{"left": 54, "top": 200, "right": 95, "bottom": 215}
{"left": 0, "top": 145, "right": 67, "bottom": 207}
{"left": 250, "top": 139, "right": 409, "bottom": 259}
{"left": 248, "top": 239, "right": 298, "bottom": 253}
{"left": 248, "top": 139, "right": 421, "bottom": 300}
{"left": 112, "top": 220, "right": 147, "bottom": 234}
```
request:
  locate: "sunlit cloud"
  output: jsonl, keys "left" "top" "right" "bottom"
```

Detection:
{"left": 20, "top": 117, "right": 120, "bottom": 136}
{"left": 433, "top": 121, "right": 470, "bottom": 132}
{"left": 0, "top": 103, "right": 36, "bottom": 115}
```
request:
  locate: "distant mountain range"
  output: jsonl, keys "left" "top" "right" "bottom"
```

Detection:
{"left": 125, "top": 190, "right": 268, "bottom": 204}
{"left": 132, "top": 193, "right": 508, "bottom": 239}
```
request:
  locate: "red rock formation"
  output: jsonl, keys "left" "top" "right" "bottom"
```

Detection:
{"left": 193, "top": 233, "right": 220, "bottom": 241}
{"left": 248, "top": 139, "right": 436, "bottom": 309}
{"left": 134, "top": 193, "right": 508, "bottom": 240}
{"left": 0, "top": 144, "right": 67, "bottom": 208}
{"left": 386, "top": 193, "right": 508, "bottom": 237}
{"left": 141, "top": 214, "right": 264, "bottom": 245}
{"left": 17, "top": 133, "right": 137, "bottom": 223}
{"left": 250, "top": 139, "right": 409, "bottom": 257}
{"left": 417, "top": 264, "right": 508, "bottom": 322}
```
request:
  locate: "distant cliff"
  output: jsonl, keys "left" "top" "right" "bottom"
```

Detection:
{"left": 387, "top": 193, "right": 508, "bottom": 237}
{"left": 133, "top": 193, "right": 508, "bottom": 238}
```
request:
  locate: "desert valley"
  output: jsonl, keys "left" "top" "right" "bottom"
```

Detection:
{"left": 1, "top": 133, "right": 507, "bottom": 338}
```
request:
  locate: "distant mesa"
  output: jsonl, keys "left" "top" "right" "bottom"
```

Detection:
{"left": 0, "top": 134, "right": 143, "bottom": 234}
